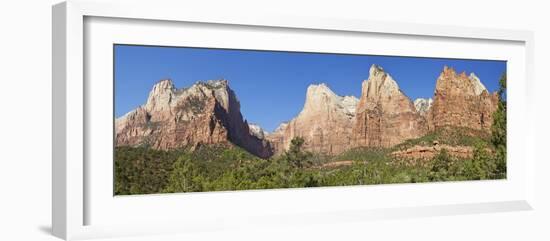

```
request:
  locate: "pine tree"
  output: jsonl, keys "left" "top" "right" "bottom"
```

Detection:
{"left": 283, "top": 137, "right": 312, "bottom": 168}
{"left": 491, "top": 74, "right": 507, "bottom": 178}
{"left": 164, "top": 155, "right": 203, "bottom": 193}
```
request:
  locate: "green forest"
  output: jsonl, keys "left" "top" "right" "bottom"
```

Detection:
{"left": 114, "top": 76, "right": 507, "bottom": 195}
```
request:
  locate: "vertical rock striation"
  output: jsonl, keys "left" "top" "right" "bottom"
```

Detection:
{"left": 428, "top": 66, "right": 499, "bottom": 132}
{"left": 116, "top": 64, "right": 501, "bottom": 159}
{"left": 266, "top": 83, "right": 358, "bottom": 156}
{"left": 115, "top": 79, "right": 273, "bottom": 158}
{"left": 353, "top": 64, "right": 428, "bottom": 147}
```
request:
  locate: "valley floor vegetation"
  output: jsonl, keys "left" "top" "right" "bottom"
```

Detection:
{"left": 114, "top": 76, "right": 507, "bottom": 195}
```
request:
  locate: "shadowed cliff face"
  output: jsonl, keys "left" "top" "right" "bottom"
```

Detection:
{"left": 266, "top": 83, "right": 359, "bottom": 156}
{"left": 352, "top": 64, "right": 428, "bottom": 148}
{"left": 115, "top": 79, "right": 273, "bottom": 158}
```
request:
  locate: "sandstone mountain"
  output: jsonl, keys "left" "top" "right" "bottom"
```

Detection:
{"left": 266, "top": 83, "right": 359, "bottom": 155}
{"left": 248, "top": 123, "right": 268, "bottom": 139}
{"left": 352, "top": 64, "right": 428, "bottom": 148}
{"left": 115, "top": 79, "right": 273, "bottom": 158}
{"left": 267, "top": 122, "right": 289, "bottom": 155}
{"left": 116, "top": 65, "right": 500, "bottom": 159}
{"left": 427, "top": 66, "right": 499, "bottom": 132}
{"left": 413, "top": 98, "right": 433, "bottom": 116}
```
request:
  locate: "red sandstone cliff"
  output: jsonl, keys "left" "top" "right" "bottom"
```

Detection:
{"left": 428, "top": 66, "right": 499, "bottom": 132}
{"left": 352, "top": 64, "right": 428, "bottom": 148}
{"left": 116, "top": 65, "right": 501, "bottom": 159}
{"left": 266, "top": 83, "right": 358, "bottom": 155}
{"left": 115, "top": 79, "right": 273, "bottom": 158}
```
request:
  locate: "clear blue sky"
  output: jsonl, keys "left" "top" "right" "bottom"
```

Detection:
{"left": 114, "top": 44, "right": 506, "bottom": 132}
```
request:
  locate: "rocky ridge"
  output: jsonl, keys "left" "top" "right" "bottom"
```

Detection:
{"left": 352, "top": 65, "right": 428, "bottom": 148}
{"left": 116, "top": 65, "right": 500, "bottom": 159}
{"left": 115, "top": 79, "right": 273, "bottom": 158}
{"left": 248, "top": 123, "right": 268, "bottom": 139}
{"left": 413, "top": 98, "right": 433, "bottom": 116}
{"left": 266, "top": 83, "right": 359, "bottom": 155}
{"left": 428, "top": 66, "right": 498, "bottom": 132}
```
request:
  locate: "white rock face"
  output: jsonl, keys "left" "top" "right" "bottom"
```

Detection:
{"left": 145, "top": 79, "right": 176, "bottom": 113}
{"left": 266, "top": 83, "right": 359, "bottom": 155}
{"left": 136, "top": 79, "right": 235, "bottom": 123}
{"left": 356, "top": 64, "right": 415, "bottom": 114}
{"left": 115, "top": 79, "right": 274, "bottom": 158}
{"left": 413, "top": 98, "right": 433, "bottom": 115}
{"left": 273, "top": 122, "right": 288, "bottom": 133}
{"left": 248, "top": 123, "right": 268, "bottom": 139}
{"left": 115, "top": 109, "right": 134, "bottom": 134}
{"left": 363, "top": 64, "right": 400, "bottom": 100}
{"left": 206, "top": 79, "right": 232, "bottom": 111}
{"left": 341, "top": 95, "right": 360, "bottom": 117}
{"left": 301, "top": 83, "right": 359, "bottom": 118}
{"left": 468, "top": 73, "right": 488, "bottom": 95}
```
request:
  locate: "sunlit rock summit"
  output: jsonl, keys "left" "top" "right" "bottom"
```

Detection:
{"left": 428, "top": 66, "right": 498, "bottom": 132}
{"left": 352, "top": 64, "right": 428, "bottom": 147}
{"left": 116, "top": 64, "right": 500, "bottom": 159}
{"left": 266, "top": 83, "right": 359, "bottom": 155}
{"left": 115, "top": 79, "right": 273, "bottom": 158}
{"left": 414, "top": 98, "right": 433, "bottom": 116}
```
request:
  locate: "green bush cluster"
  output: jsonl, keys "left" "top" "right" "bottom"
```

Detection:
{"left": 114, "top": 146, "right": 181, "bottom": 195}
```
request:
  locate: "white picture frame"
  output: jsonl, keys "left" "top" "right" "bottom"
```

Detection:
{"left": 52, "top": 0, "right": 535, "bottom": 240}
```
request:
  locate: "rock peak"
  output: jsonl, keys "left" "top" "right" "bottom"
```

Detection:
{"left": 303, "top": 83, "right": 343, "bottom": 113}
{"left": 354, "top": 64, "right": 426, "bottom": 147}
{"left": 152, "top": 79, "right": 175, "bottom": 90}
{"left": 146, "top": 79, "right": 176, "bottom": 112}
{"left": 267, "top": 83, "right": 358, "bottom": 155}
{"left": 117, "top": 77, "right": 273, "bottom": 158}
{"left": 363, "top": 64, "right": 400, "bottom": 99}
{"left": 248, "top": 123, "right": 268, "bottom": 139}
{"left": 205, "top": 79, "right": 229, "bottom": 88}
{"left": 468, "top": 73, "right": 487, "bottom": 95}
{"left": 272, "top": 122, "right": 289, "bottom": 134}
{"left": 431, "top": 66, "right": 499, "bottom": 132}
{"left": 413, "top": 98, "right": 433, "bottom": 115}
{"left": 192, "top": 79, "right": 229, "bottom": 90}
{"left": 306, "top": 83, "right": 336, "bottom": 97}
{"left": 191, "top": 79, "right": 237, "bottom": 113}
{"left": 443, "top": 65, "right": 455, "bottom": 73}
{"left": 369, "top": 64, "right": 384, "bottom": 75}
{"left": 436, "top": 66, "right": 488, "bottom": 96}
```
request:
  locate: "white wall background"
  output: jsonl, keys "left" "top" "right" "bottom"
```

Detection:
{"left": 0, "top": 0, "right": 548, "bottom": 240}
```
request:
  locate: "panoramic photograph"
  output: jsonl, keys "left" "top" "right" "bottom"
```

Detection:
{"left": 114, "top": 44, "right": 507, "bottom": 195}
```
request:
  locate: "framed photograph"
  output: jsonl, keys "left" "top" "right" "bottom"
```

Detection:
{"left": 52, "top": 0, "right": 535, "bottom": 240}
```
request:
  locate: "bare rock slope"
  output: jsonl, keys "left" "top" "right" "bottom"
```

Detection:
{"left": 115, "top": 79, "right": 273, "bottom": 158}
{"left": 266, "top": 83, "right": 359, "bottom": 155}
{"left": 413, "top": 98, "right": 433, "bottom": 116}
{"left": 116, "top": 65, "right": 501, "bottom": 159}
{"left": 428, "top": 66, "right": 499, "bottom": 132}
{"left": 352, "top": 65, "right": 428, "bottom": 148}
